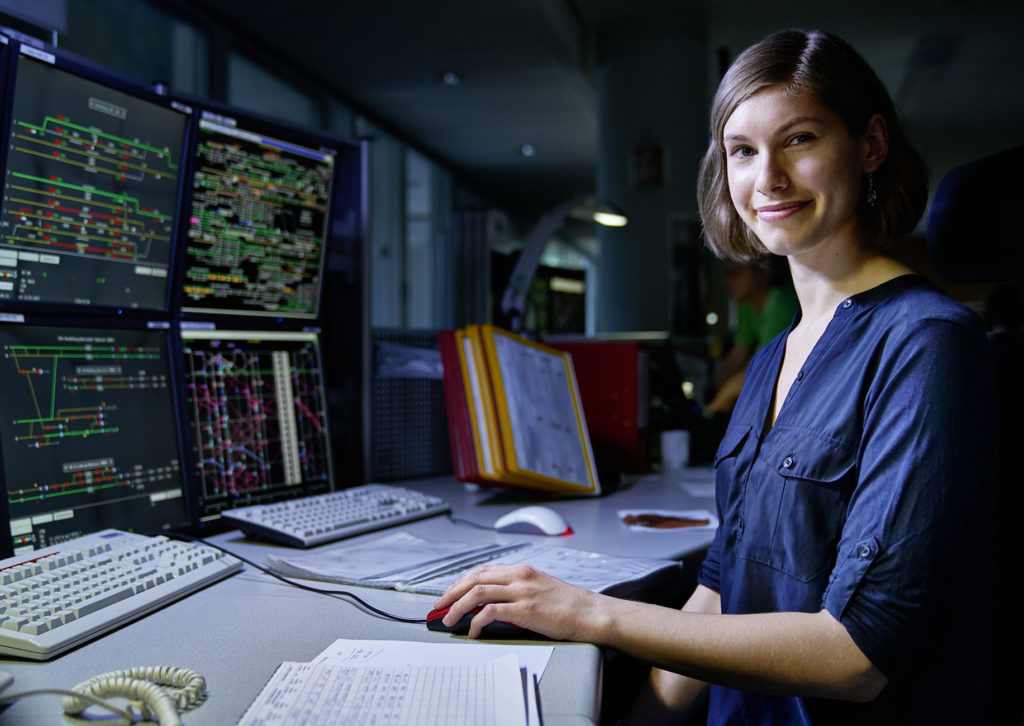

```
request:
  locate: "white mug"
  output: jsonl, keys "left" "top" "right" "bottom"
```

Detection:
{"left": 661, "top": 429, "right": 690, "bottom": 470}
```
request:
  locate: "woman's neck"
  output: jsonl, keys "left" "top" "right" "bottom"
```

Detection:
{"left": 788, "top": 248, "right": 912, "bottom": 322}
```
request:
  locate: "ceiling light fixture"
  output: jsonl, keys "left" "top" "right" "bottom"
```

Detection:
{"left": 592, "top": 210, "right": 628, "bottom": 227}
{"left": 519, "top": 143, "right": 536, "bottom": 157}
{"left": 441, "top": 70, "right": 461, "bottom": 86}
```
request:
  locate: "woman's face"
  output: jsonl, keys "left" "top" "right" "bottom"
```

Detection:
{"left": 723, "top": 86, "right": 869, "bottom": 265}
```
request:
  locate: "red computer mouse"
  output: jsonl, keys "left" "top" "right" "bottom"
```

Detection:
{"left": 425, "top": 605, "right": 545, "bottom": 639}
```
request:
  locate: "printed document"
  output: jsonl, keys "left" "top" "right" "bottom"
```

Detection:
{"left": 237, "top": 649, "right": 533, "bottom": 726}
{"left": 263, "top": 530, "right": 681, "bottom": 598}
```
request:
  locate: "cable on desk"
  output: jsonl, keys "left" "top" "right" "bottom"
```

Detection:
{"left": 1, "top": 666, "right": 206, "bottom": 726}
{"left": 0, "top": 687, "right": 133, "bottom": 721}
{"left": 446, "top": 512, "right": 564, "bottom": 536}
{"left": 446, "top": 513, "right": 499, "bottom": 531}
{"left": 160, "top": 532, "right": 427, "bottom": 624}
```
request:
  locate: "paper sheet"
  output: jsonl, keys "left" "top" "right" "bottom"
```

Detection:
{"left": 493, "top": 333, "right": 589, "bottom": 485}
{"left": 263, "top": 530, "right": 680, "bottom": 599}
{"left": 313, "top": 638, "right": 554, "bottom": 681}
{"left": 263, "top": 530, "right": 521, "bottom": 588}
{"left": 237, "top": 651, "right": 532, "bottom": 726}
{"left": 312, "top": 639, "right": 553, "bottom": 725}
{"left": 403, "top": 540, "right": 682, "bottom": 597}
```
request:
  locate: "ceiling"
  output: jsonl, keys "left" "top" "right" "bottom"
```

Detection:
{"left": 184, "top": 0, "right": 1024, "bottom": 224}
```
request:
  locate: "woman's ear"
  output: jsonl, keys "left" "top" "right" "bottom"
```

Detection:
{"left": 863, "top": 114, "right": 888, "bottom": 173}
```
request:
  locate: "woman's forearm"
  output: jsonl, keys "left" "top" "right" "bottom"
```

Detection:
{"left": 591, "top": 589, "right": 886, "bottom": 702}
{"left": 627, "top": 585, "right": 718, "bottom": 724}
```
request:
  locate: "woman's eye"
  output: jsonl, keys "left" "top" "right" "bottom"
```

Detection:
{"left": 729, "top": 145, "right": 754, "bottom": 158}
{"left": 790, "top": 133, "right": 814, "bottom": 146}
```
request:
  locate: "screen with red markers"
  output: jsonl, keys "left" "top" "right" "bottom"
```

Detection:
{"left": 0, "top": 48, "right": 189, "bottom": 314}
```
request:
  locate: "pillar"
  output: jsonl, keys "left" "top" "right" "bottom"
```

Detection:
{"left": 596, "top": 14, "right": 709, "bottom": 333}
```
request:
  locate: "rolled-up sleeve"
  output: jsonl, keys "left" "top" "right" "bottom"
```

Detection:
{"left": 822, "top": 317, "right": 995, "bottom": 677}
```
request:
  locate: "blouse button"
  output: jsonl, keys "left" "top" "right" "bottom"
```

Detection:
{"left": 841, "top": 298, "right": 853, "bottom": 309}
{"left": 796, "top": 370, "right": 804, "bottom": 381}
{"left": 781, "top": 456, "right": 794, "bottom": 469}
{"left": 857, "top": 543, "right": 873, "bottom": 558}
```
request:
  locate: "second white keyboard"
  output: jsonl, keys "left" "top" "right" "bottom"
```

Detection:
{"left": 0, "top": 529, "right": 241, "bottom": 660}
{"left": 220, "top": 484, "right": 452, "bottom": 547}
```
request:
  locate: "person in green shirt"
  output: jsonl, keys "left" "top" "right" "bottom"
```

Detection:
{"left": 707, "top": 259, "right": 798, "bottom": 413}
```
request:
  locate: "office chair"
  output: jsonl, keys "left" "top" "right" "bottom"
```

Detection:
{"left": 927, "top": 145, "right": 1024, "bottom": 726}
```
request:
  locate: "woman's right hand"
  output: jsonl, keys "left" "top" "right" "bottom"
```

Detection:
{"left": 432, "top": 563, "right": 611, "bottom": 641}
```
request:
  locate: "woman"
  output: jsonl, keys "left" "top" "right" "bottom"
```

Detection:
{"left": 433, "top": 29, "right": 995, "bottom": 724}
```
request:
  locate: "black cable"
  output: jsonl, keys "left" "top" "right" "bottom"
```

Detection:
{"left": 445, "top": 512, "right": 562, "bottom": 537}
{"left": 445, "top": 513, "right": 499, "bottom": 531}
{"left": 160, "top": 531, "right": 427, "bottom": 624}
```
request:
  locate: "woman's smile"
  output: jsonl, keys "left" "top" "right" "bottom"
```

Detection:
{"left": 755, "top": 200, "right": 810, "bottom": 222}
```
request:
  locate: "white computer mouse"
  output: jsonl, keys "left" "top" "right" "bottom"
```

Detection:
{"left": 493, "top": 505, "right": 573, "bottom": 536}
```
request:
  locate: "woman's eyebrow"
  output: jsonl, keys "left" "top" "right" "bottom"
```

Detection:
{"left": 725, "top": 115, "right": 825, "bottom": 143}
{"left": 777, "top": 115, "right": 825, "bottom": 133}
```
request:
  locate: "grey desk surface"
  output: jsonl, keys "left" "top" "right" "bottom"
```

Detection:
{"left": 403, "top": 468, "right": 718, "bottom": 560}
{"left": 0, "top": 468, "right": 716, "bottom": 725}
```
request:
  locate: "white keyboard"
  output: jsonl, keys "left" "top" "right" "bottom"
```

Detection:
{"left": 220, "top": 483, "right": 452, "bottom": 547}
{"left": 0, "top": 529, "right": 241, "bottom": 660}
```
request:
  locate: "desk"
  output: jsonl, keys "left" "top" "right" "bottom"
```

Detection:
{"left": 0, "top": 468, "right": 716, "bottom": 725}
{"left": 405, "top": 468, "right": 717, "bottom": 561}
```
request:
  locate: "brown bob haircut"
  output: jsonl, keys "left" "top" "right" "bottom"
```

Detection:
{"left": 698, "top": 29, "right": 929, "bottom": 261}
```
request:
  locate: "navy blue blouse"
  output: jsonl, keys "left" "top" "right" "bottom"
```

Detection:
{"left": 699, "top": 275, "right": 996, "bottom": 725}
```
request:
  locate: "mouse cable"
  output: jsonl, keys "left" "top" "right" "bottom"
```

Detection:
{"left": 446, "top": 513, "right": 498, "bottom": 531}
{"left": 159, "top": 532, "right": 426, "bottom": 624}
{"left": 446, "top": 512, "right": 552, "bottom": 536}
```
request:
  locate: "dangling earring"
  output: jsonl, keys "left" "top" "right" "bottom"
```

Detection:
{"left": 866, "top": 172, "right": 878, "bottom": 207}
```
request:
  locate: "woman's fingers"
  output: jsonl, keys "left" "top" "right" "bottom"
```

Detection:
{"left": 433, "top": 565, "right": 523, "bottom": 626}
{"left": 433, "top": 563, "right": 603, "bottom": 641}
{"left": 435, "top": 565, "right": 531, "bottom": 608}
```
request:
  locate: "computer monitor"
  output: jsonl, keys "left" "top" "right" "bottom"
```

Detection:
{"left": 178, "top": 327, "right": 334, "bottom": 521}
{"left": 0, "top": 43, "right": 191, "bottom": 315}
{"left": 0, "top": 318, "right": 191, "bottom": 556}
{"left": 176, "top": 105, "right": 339, "bottom": 320}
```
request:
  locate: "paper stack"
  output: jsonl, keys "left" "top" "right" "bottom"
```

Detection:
{"left": 236, "top": 639, "right": 551, "bottom": 725}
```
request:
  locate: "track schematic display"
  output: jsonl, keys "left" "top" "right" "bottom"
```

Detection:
{"left": 0, "top": 52, "right": 188, "bottom": 311}
{"left": 180, "top": 329, "right": 332, "bottom": 516}
{"left": 0, "top": 323, "right": 189, "bottom": 553}
{"left": 181, "top": 114, "right": 336, "bottom": 318}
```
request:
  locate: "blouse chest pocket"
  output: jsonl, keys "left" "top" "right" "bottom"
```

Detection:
{"left": 712, "top": 423, "right": 753, "bottom": 524}
{"left": 738, "top": 430, "right": 856, "bottom": 582}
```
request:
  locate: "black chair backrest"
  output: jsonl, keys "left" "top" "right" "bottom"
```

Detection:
{"left": 927, "top": 146, "right": 1024, "bottom": 284}
{"left": 928, "top": 146, "right": 1023, "bottom": 725}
